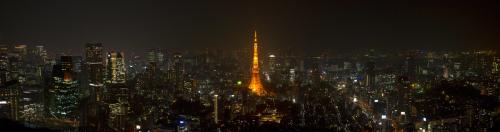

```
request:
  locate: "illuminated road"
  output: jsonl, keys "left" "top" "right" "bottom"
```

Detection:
{"left": 348, "top": 96, "right": 403, "bottom": 131}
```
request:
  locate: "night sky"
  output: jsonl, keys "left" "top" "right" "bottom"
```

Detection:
{"left": 1, "top": 0, "right": 499, "bottom": 54}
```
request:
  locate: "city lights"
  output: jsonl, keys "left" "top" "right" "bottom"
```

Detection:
{"left": 0, "top": 38, "right": 497, "bottom": 131}
{"left": 0, "top": 1, "right": 497, "bottom": 131}
{"left": 248, "top": 30, "right": 265, "bottom": 96}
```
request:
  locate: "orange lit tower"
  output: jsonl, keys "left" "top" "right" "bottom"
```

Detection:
{"left": 249, "top": 30, "right": 265, "bottom": 96}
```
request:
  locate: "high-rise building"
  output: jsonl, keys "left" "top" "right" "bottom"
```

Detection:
{"left": 0, "top": 80, "right": 21, "bottom": 120}
{"left": 71, "top": 56, "right": 83, "bottom": 73}
{"left": 104, "top": 51, "right": 129, "bottom": 130}
{"left": 0, "top": 45, "right": 8, "bottom": 53}
{"left": 14, "top": 44, "right": 27, "bottom": 59}
{"left": 364, "top": 61, "right": 375, "bottom": 89}
{"left": 34, "top": 45, "right": 49, "bottom": 63}
{"left": 0, "top": 45, "right": 9, "bottom": 85}
{"left": 85, "top": 43, "right": 104, "bottom": 102}
{"left": 50, "top": 56, "right": 79, "bottom": 119}
{"left": 105, "top": 51, "right": 126, "bottom": 84}
{"left": 8, "top": 53, "right": 23, "bottom": 84}
{"left": 106, "top": 82, "right": 129, "bottom": 131}
{"left": 172, "top": 53, "right": 184, "bottom": 94}
{"left": 147, "top": 49, "right": 164, "bottom": 64}
{"left": 248, "top": 30, "right": 265, "bottom": 96}
{"left": 268, "top": 54, "right": 276, "bottom": 74}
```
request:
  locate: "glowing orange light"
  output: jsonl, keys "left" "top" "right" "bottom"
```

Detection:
{"left": 249, "top": 30, "right": 265, "bottom": 96}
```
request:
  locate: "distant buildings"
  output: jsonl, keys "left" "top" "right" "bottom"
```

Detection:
{"left": 0, "top": 40, "right": 499, "bottom": 131}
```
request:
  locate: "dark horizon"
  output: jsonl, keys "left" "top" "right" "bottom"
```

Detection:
{"left": 1, "top": 0, "right": 500, "bottom": 55}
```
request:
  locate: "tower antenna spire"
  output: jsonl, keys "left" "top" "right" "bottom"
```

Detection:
{"left": 254, "top": 30, "right": 258, "bottom": 42}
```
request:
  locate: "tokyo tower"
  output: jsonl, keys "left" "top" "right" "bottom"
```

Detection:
{"left": 248, "top": 30, "right": 265, "bottom": 96}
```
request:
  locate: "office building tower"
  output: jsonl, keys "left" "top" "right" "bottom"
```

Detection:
{"left": 105, "top": 51, "right": 126, "bottom": 84}
{"left": 85, "top": 43, "right": 104, "bottom": 102}
{"left": 50, "top": 56, "right": 79, "bottom": 119}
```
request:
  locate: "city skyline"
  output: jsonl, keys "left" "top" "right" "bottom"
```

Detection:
{"left": 0, "top": 33, "right": 499, "bottom": 131}
{"left": 0, "top": 0, "right": 499, "bottom": 131}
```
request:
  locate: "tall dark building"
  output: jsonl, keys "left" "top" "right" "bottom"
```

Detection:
{"left": 49, "top": 56, "right": 79, "bottom": 119}
{"left": 172, "top": 53, "right": 185, "bottom": 95}
{"left": 81, "top": 43, "right": 108, "bottom": 131}
{"left": 364, "top": 61, "right": 375, "bottom": 90}
{"left": 85, "top": 43, "right": 104, "bottom": 102}
{"left": 0, "top": 80, "right": 20, "bottom": 120}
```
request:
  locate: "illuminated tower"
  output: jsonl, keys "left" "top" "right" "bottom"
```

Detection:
{"left": 249, "top": 30, "right": 265, "bottom": 96}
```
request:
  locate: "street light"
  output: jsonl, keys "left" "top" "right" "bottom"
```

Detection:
{"left": 136, "top": 125, "right": 141, "bottom": 130}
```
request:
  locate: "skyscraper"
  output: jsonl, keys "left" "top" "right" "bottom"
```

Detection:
{"left": 248, "top": 30, "right": 265, "bottom": 96}
{"left": 0, "top": 45, "right": 9, "bottom": 84}
{"left": 172, "top": 53, "right": 184, "bottom": 95}
{"left": 0, "top": 80, "right": 20, "bottom": 120}
{"left": 146, "top": 48, "right": 170, "bottom": 72}
{"left": 14, "top": 44, "right": 27, "bottom": 60}
{"left": 85, "top": 43, "right": 104, "bottom": 102}
{"left": 105, "top": 51, "right": 126, "bottom": 84}
{"left": 104, "top": 51, "right": 129, "bottom": 130}
{"left": 82, "top": 43, "right": 108, "bottom": 131}
{"left": 50, "top": 56, "right": 79, "bottom": 119}
{"left": 268, "top": 54, "right": 276, "bottom": 74}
